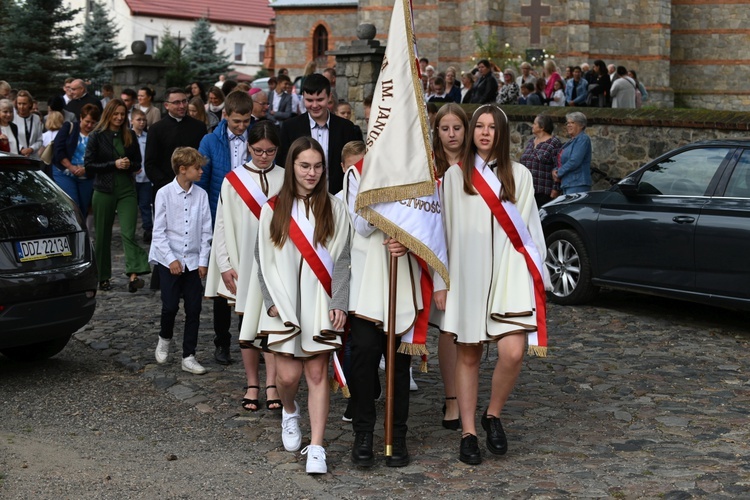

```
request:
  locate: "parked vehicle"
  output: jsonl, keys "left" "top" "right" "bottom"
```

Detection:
{"left": 541, "top": 140, "right": 750, "bottom": 311}
{"left": 0, "top": 153, "right": 97, "bottom": 361}
{"left": 251, "top": 77, "right": 270, "bottom": 93}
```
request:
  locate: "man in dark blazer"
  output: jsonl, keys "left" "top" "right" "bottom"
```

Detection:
{"left": 267, "top": 74, "right": 294, "bottom": 125}
{"left": 278, "top": 73, "right": 363, "bottom": 194}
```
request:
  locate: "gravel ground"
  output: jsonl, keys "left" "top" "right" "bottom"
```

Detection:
{"left": 2, "top": 223, "right": 749, "bottom": 498}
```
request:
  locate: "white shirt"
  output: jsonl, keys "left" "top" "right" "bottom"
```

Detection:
{"left": 227, "top": 129, "right": 247, "bottom": 171}
{"left": 134, "top": 131, "right": 149, "bottom": 183}
{"left": 149, "top": 178, "right": 212, "bottom": 271}
{"left": 308, "top": 112, "right": 331, "bottom": 168}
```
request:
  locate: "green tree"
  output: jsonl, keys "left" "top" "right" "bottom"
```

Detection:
{"left": 76, "top": 0, "right": 123, "bottom": 87}
{"left": 0, "top": 0, "right": 80, "bottom": 98}
{"left": 154, "top": 29, "right": 192, "bottom": 88}
{"left": 184, "top": 18, "right": 231, "bottom": 87}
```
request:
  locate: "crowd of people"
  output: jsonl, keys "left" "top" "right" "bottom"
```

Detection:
{"left": 0, "top": 58, "right": 597, "bottom": 473}
{"left": 421, "top": 56, "right": 648, "bottom": 109}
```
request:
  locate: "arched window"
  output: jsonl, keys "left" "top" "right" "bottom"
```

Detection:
{"left": 313, "top": 25, "right": 328, "bottom": 62}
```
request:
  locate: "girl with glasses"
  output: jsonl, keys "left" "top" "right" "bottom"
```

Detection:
{"left": 255, "top": 136, "right": 351, "bottom": 474}
{"left": 205, "top": 121, "right": 286, "bottom": 413}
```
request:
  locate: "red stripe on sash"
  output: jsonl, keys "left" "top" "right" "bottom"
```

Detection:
{"left": 226, "top": 170, "right": 263, "bottom": 219}
{"left": 268, "top": 197, "right": 333, "bottom": 297}
{"left": 471, "top": 172, "right": 547, "bottom": 348}
{"left": 411, "top": 255, "right": 432, "bottom": 346}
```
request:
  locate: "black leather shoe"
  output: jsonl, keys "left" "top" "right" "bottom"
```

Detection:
{"left": 459, "top": 433, "right": 482, "bottom": 465}
{"left": 351, "top": 431, "right": 374, "bottom": 467}
{"left": 481, "top": 411, "right": 508, "bottom": 455}
{"left": 385, "top": 436, "right": 409, "bottom": 467}
{"left": 214, "top": 346, "right": 232, "bottom": 365}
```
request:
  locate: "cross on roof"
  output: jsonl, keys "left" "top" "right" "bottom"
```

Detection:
{"left": 521, "top": 0, "right": 551, "bottom": 45}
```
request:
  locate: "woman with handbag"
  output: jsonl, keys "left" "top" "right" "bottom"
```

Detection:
{"left": 84, "top": 98, "right": 150, "bottom": 292}
{"left": 52, "top": 104, "right": 99, "bottom": 217}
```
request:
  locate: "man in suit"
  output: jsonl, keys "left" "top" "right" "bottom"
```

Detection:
{"left": 278, "top": 74, "right": 363, "bottom": 195}
{"left": 267, "top": 74, "right": 293, "bottom": 125}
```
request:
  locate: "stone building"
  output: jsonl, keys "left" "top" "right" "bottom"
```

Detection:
{"left": 270, "top": 0, "right": 745, "bottom": 110}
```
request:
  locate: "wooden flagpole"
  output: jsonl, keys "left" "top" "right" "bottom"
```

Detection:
{"left": 384, "top": 253, "right": 398, "bottom": 456}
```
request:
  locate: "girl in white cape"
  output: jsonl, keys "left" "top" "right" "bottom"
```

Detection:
{"left": 205, "top": 121, "right": 286, "bottom": 412}
{"left": 434, "top": 105, "right": 550, "bottom": 465}
{"left": 256, "top": 137, "right": 351, "bottom": 474}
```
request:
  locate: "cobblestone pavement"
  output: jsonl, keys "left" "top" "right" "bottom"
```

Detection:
{"left": 72, "top": 226, "right": 750, "bottom": 498}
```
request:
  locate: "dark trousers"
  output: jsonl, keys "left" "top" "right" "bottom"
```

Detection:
{"left": 349, "top": 316, "right": 410, "bottom": 438}
{"left": 158, "top": 264, "right": 202, "bottom": 358}
{"left": 135, "top": 181, "right": 153, "bottom": 231}
{"left": 213, "top": 295, "right": 240, "bottom": 348}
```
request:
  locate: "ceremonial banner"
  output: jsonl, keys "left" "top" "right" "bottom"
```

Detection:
{"left": 355, "top": 0, "right": 449, "bottom": 287}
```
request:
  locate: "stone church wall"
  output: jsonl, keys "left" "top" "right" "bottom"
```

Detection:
{"left": 272, "top": 0, "right": 746, "bottom": 111}
{"left": 502, "top": 105, "right": 750, "bottom": 189}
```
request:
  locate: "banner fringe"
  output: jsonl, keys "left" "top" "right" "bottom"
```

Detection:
{"left": 397, "top": 342, "right": 428, "bottom": 357}
{"left": 355, "top": 180, "right": 435, "bottom": 212}
{"left": 527, "top": 345, "right": 547, "bottom": 357}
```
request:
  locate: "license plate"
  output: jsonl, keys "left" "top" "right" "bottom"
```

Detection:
{"left": 15, "top": 236, "right": 72, "bottom": 262}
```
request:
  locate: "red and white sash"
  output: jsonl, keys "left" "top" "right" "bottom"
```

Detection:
{"left": 267, "top": 196, "right": 347, "bottom": 388}
{"left": 472, "top": 160, "right": 548, "bottom": 355}
{"left": 226, "top": 168, "right": 267, "bottom": 219}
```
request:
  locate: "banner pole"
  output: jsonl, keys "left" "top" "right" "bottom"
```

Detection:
{"left": 384, "top": 253, "right": 398, "bottom": 456}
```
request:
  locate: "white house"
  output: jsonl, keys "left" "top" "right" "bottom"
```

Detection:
{"left": 67, "top": 0, "right": 274, "bottom": 80}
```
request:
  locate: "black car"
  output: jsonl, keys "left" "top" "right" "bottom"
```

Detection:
{"left": 0, "top": 153, "right": 97, "bottom": 361}
{"left": 540, "top": 140, "right": 750, "bottom": 311}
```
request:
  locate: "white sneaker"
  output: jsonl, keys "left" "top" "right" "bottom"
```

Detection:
{"left": 155, "top": 337, "right": 171, "bottom": 364}
{"left": 301, "top": 444, "right": 327, "bottom": 474}
{"left": 379, "top": 355, "right": 385, "bottom": 371}
{"left": 281, "top": 401, "right": 302, "bottom": 452}
{"left": 181, "top": 355, "right": 207, "bottom": 375}
{"left": 409, "top": 367, "right": 418, "bottom": 391}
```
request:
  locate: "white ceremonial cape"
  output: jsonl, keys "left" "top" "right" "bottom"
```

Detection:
{"left": 257, "top": 195, "right": 352, "bottom": 357}
{"left": 438, "top": 162, "right": 549, "bottom": 344}
{"left": 345, "top": 166, "right": 422, "bottom": 334}
{"left": 204, "top": 164, "right": 284, "bottom": 306}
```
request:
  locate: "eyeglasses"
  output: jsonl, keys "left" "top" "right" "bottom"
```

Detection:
{"left": 294, "top": 162, "right": 324, "bottom": 172}
{"left": 255, "top": 101, "right": 269, "bottom": 106}
{"left": 166, "top": 99, "right": 188, "bottom": 106}
{"left": 251, "top": 146, "right": 277, "bottom": 157}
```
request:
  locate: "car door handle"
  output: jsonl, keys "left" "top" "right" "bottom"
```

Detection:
{"left": 672, "top": 215, "right": 695, "bottom": 224}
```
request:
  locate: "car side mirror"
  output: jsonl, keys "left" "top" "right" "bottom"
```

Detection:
{"left": 617, "top": 176, "right": 639, "bottom": 197}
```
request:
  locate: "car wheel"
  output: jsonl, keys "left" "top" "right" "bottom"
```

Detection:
{"left": 0, "top": 335, "right": 72, "bottom": 362}
{"left": 545, "top": 229, "right": 598, "bottom": 305}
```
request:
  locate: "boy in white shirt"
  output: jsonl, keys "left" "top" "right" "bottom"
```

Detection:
{"left": 149, "top": 147, "right": 213, "bottom": 374}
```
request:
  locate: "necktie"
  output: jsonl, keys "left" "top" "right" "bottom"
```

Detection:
{"left": 230, "top": 134, "right": 246, "bottom": 142}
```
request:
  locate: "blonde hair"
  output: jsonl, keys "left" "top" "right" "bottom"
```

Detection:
{"left": 341, "top": 140, "right": 365, "bottom": 164}
{"left": 171, "top": 147, "right": 207, "bottom": 176}
{"left": 45, "top": 111, "right": 64, "bottom": 131}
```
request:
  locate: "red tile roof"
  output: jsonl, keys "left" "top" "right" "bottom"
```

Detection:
{"left": 124, "top": 0, "right": 274, "bottom": 27}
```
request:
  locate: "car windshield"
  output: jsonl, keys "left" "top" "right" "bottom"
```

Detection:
{"left": 0, "top": 169, "right": 70, "bottom": 209}
{"left": 0, "top": 169, "right": 79, "bottom": 239}
{"left": 637, "top": 147, "right": 731, "bottom": 196}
